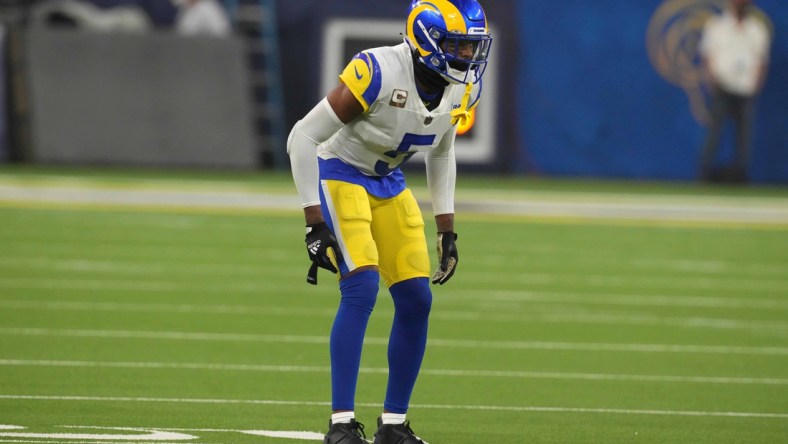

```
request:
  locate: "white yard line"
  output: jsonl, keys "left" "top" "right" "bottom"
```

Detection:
{"left": 0, "top": 277, "right": 290, "bottom": 294}
{"left": 454, "top": 199, "right": 788, "bottom": 224}
{"left": 450, "top": 289, "right": 788, "bottom": 310}
{"left": 456, "top": 271, "right": 788, "bottom": 293}
{"left": 1, "top": 395, "right": 786, "bottom": 419}
{"left": 0, "top": 434, "right": 192, "bottom": 441}
{"left": 0, "top": 442, "right": 213, "bottom": 444}
{"left": 1, "top": 299, "right": 786, "bottom": 333}
{"left": 0, "top": 257, "right": 274, "bottom": 277}
{"left": 0, "top": 300, "right": 337, "bottom": 318}
{"left": 0, "top": 268, "right": 785, "bottom": 294}
{"left": 0, "top": 185, "right": 299, "bottom": 211}
{"left": 1, "top": 255, "right": 786, "bottom": 279}
{"left": 2, "top": 327, "right": 786, "bottom": 355}
{"left": 0, "top": 359, "right": 786, "bottom": 385}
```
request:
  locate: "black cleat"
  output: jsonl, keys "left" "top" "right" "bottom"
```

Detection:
{"left": 373, "top": 417, "right": 428, "bottom": 444}
{"left": 324, "top": 419, "right": 367, "bottom": 444}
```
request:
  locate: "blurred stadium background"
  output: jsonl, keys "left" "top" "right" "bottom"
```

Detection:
{"left": 0, "top": 1, "right": 787, "bottom": 443}
{"left": 0, "top": 0, "right": 785, "bottom": 181}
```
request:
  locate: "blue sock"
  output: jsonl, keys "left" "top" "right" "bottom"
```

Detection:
{"left": 384, "top": 277, "right": 432, "bottom": 413}
{"left": 330, "top": 269, "right": 379, "bottom": 411}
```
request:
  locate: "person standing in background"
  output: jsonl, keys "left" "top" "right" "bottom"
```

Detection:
{"left": 698, "top": 0, "right": 770, "bottom": 184}
{"left": 171, "top": 0, "right": 230, "bottom": 37}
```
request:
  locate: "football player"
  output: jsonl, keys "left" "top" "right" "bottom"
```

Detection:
{"left": 287, "top": 1, "right": 492, "bottom": 442}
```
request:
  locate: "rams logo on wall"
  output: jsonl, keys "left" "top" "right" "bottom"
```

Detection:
{"left": 646, "top": 0, "right": 772, "bottom": 126}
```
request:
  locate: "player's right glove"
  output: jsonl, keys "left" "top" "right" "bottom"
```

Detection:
{"left": 431, "top": 231, "right": 458, "bottom": 285}
{"left": 305, "top": 222, "right": 343, "bottom": 285}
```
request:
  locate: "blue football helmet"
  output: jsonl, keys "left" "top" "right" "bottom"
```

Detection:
{"left": 405, "top": 0, "right": 492, "bottom": 85}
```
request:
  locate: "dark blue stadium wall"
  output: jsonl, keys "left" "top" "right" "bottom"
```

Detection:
{"left": 8, "top": 1, "right": 782, "bottom": 182}
{"left": 277, "top": 0, "right": 785, "bottom": 182}
{"left": 516, "top": 0, "right": 788, "bottom": 183}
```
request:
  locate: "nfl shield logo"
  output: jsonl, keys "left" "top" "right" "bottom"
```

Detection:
{"left": 424, "top": 116, "right": 433, "bottom": 125}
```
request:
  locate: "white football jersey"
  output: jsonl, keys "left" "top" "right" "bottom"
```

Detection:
{"left": 318, "top": 43, "right": 481, "bottom": 180}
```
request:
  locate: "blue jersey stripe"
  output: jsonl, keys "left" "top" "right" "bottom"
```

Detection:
{"left": 357, "top": 52, "right": 382, "bottom": 107}
{"left": 319, "top": 158, "right": 405, "bottom": 199}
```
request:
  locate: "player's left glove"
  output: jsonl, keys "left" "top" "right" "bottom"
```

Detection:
{"left": 305, "top": 222, "right": 344, "bottom": 285}
{"left": 431, "top": 231, "right": 458, "bottom": 285}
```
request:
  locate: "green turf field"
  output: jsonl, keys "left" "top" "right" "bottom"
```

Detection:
{"left": 0, "top": 167, "right": 786, "bottom": 443}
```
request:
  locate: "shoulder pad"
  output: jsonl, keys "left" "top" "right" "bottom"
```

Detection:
{"left": 338, "top": 51, "right": 383, "bottom": 112}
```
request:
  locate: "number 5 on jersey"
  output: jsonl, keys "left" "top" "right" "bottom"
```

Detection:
{"left": 374, "top": 133, "right": 436, "bottom": 176}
